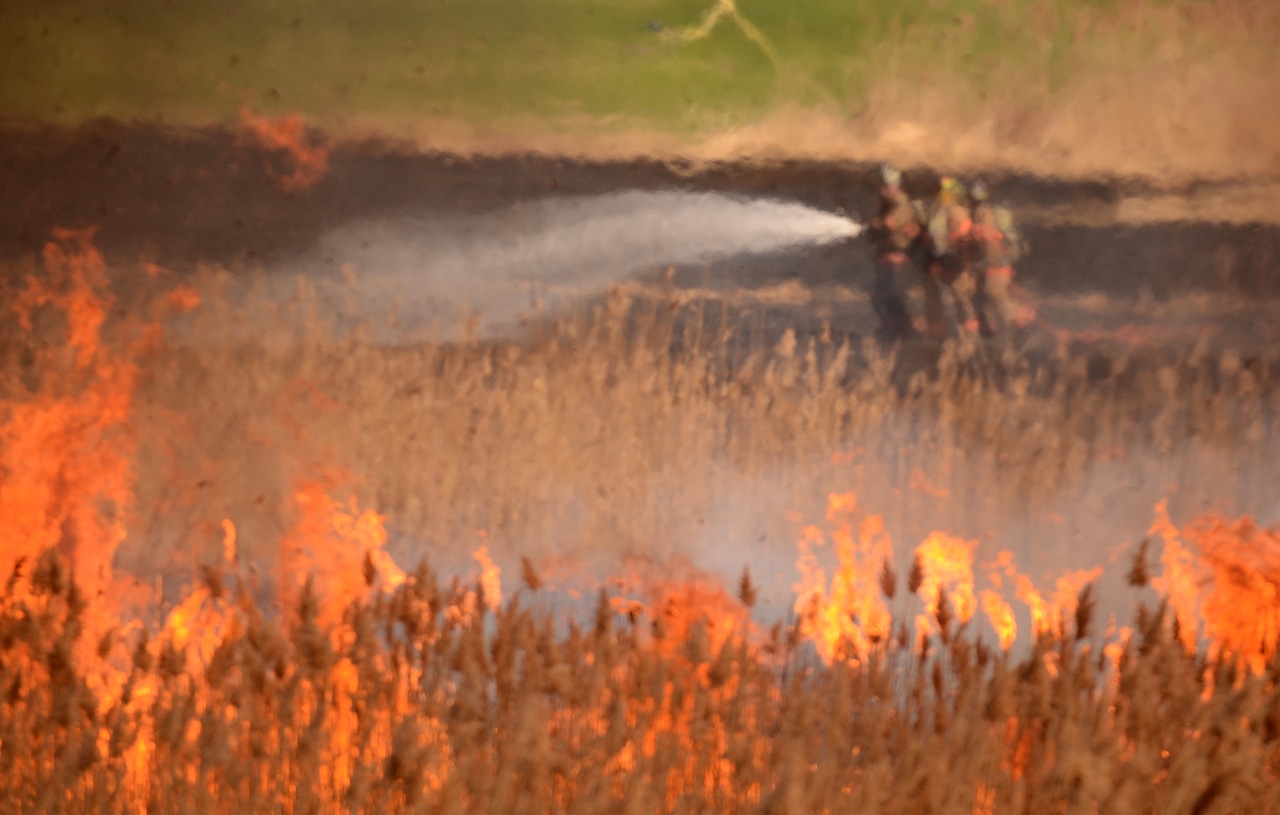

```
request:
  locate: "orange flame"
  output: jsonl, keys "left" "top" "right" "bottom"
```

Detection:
{"left": 973, "top": 782, "right": 996, "bottom": 815}
{"left": 0, "top": 230, "right": 423, "bottom": 781}
{"left": 165, "top": 285, "right": 201, "bottom": 315}
{"left": 1150, "top": 500, "right": 1202, "bottom": 651}
{"left": 1187, "top": 515, "right": 1280, "bottom": 672}
{"left": 280, "top": 477, "right": 404, "bottom": 629}
{"left": 1015, "top": 567, "right": 1102, "bottom": 640}
{"left": 793, "top": 492, "right": 893, "bottom": 664}
{"left": 981, "top": 589, "right": 1017, "bottom": 650}
{"left": 238, "top": 108, "right": 331, "bottom": 192}
{"left": 1151, "top": 502, "right": 1280, "bottom": 673}
{"left": 914, "top": 531, "right": 977, "bottom": 637}
{"left": 474, "top": 544, "right": 502, "bottom": 611}
{"left": 220, "top": 517, "right": 237, "bottom": 564}
{"left": 0, "top": 228, "right": 137, "bottom": 602}
{"left": 986, "top": 550, "right": 1101, "bottom": 641}
{"left": 609, "top": 555, "right": 753, "bottom": 657}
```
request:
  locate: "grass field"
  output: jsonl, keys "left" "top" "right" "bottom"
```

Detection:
{"left": 8, "top": 539, "right": 1280, "bottom": 814}
{"left": 4, "top": 0, "right": 1277, "bottom": 171}
{"left": 2, "top": 233, "right": 1280, "bottom": 813}
{"left": 3, "top": 5, "right": 1279, "bottom": 810}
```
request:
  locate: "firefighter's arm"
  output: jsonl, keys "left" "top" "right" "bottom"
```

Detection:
{"left": 996, "top": 207, "right": 1029, "bottom": 256}
{"left": 891, "top": 201, "right": 921, "bottom": 237}
{"left": 928, "top": 215, "right": 950, "bottom": 254}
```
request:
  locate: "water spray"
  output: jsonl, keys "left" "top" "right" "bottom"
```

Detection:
{"left": 259, "top": 189, "right": 864, "bottom": 343}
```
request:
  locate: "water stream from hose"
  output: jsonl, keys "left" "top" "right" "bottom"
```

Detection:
{"left": 264, "top": 189, "right": 862, "bottom": 342}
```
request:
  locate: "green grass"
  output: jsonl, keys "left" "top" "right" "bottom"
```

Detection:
{"left": 0, "top": 0, "right": 1272, "bottom": 137}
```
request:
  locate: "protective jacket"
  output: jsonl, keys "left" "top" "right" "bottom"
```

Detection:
{"left": 971, "top": 202, "right": 1026, "bottom": 271}
{"left": 869, "top": 187, "right": 920, "bottom": 260}
{"left": 926, "top": 200, "right": 973, "bottom": 263}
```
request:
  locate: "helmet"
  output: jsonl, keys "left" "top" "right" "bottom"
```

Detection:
{"left": 938, "top": 176, "right": 966, "bottom": 202}
{"left": 878, "top": 162, "right": 902, "bottom": 189}
{"left": 969, "top": 178, "right": 989, "bottom": 202}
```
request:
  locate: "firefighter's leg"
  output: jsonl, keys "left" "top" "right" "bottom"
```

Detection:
{"left": 982, "top": 266, "right": 1017, "bottom": 336}
{"left": 923, "top": 263, "right": 949, "bottom": 339}
{"left": 873, "top": 257, "right": 912, "bottom": 339}
{"left": 973, "top": 267, "right": 993, "bottom": 336}
{"left": 951, "top": 267, "right": 980, "bottom": 334}
{"left": 1005, "top": 269, "right": 1038, "bottom": 327}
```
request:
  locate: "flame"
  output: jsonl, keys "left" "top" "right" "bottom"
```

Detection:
{"left": 601, "top": 563, "right": 762, "bottom": 808}
{"left": 280, "top": 477, "right": 404, "bottom": 629}
{"left": 609, "top": 555, "right": 753, "bottom": 657}
{"left": 0, "top": 228, "right": 139, "bottom": 604}
{"left": 787, "top": 486, "right": 1278, "bottom": 673}
{"left": 913, "top": 531, "right": 977, "bottom": 637}
{"left": 0, "top": 228, "right": 760, "bottom": 808}
{"left": 165, "top": 285, "right": 201, "bottom": 315}
{"left": 973, "top": 782, "right": 996, "bottom": 815}
{"left": 238, "top": 108, "right": 331, "bottom": 192}
{"left": 220, "top": 518, "right": 237, "bottom": 564}
{"left": 981, "top": 589, "right": 1017, "bottom": 650}
{"left": 1151, "top": 502, "right": 1280, "bottom": 673}
{"left": 793, "top": 492, "right": 893, "bottom": 664}
{"left": 1150, "top": 500, "right": 1202, "bottom": 651}
{"left": 474, "top": 544, "right": 502, "bottom": 611}
{"left": 985, "top": 549, "right": 1101, "bottom": 641}
{"left": 1186, "top": 515, "right": 1280, "bottom": 672}
{"left": 1012, "top": 573, "right": 1051, "bottom": 638}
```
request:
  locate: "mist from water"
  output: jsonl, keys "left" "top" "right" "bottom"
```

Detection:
{"left": 263, "top": 189, "right": 862, "bottom": 342}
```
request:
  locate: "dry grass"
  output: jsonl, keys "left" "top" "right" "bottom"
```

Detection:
{"left": 3, "top": 245, "right": 1280, "bottom": 813}
{"left": 2, "top": 538, "right": 1278, "bottom": 814}
{"left": 129, "top": 273, "right": 1280, "bottom": 579}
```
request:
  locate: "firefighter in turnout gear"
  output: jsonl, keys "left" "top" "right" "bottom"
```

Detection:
{"left": 968, "top": 178, "right": 1031, "bottom": 337}
{"left": 866, "top": 163, "right": 920, "bottom": 340}
{"left": 922, "top": 176, "right": 980, "bottom": 338}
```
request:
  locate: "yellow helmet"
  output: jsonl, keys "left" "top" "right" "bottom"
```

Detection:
{"left": 938, "top": 176, "right": 966, "bottom": 202}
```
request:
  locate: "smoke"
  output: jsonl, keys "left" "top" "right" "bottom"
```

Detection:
{"left": 261, "top": 189, "right": 861, "bottom": 342}
{"left": 632, "top": 424, "right": 1280, "bottom": 638}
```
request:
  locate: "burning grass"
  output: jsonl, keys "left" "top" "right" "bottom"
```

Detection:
{"left": 4, "top": 531, "right": 1280, "bottom": 813}
{"left": 2, "top": 232, "right": 1280, "bottom": 812}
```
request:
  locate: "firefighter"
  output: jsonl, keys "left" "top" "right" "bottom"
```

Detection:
{"left": 922, "top": 176, "right": 979, "bottom": 338}
{"left": 968, "top": 178, "right": 1030, "bottom": 337}
{"left": 866, "top": 163, "right": 920, "bottom": 340}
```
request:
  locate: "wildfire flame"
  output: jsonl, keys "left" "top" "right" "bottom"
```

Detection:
{"left": 985, "top": 550, "right": 1101, "bottom": 641}
{"left": 281, "top": 477, "right": 406, "bottom": 629}
{"left": 1150, "top": 501, "right": 1280, "bottom": 673}
{"left": 474, "top": 544, "right": 502, "bottom": 611}
{"left": 0, "top": 227, "right": 140, "bottom": 605}
{"left": 793, "top": 492, "right": 892, "bottom": 664}
{"left": 913, "top": 531, "right": 978, "bottom": 638}
{"left": 785, "top": 494, "right": 1280, "bottom": 666}
{"left": 609, "top": 554, "right": 754, "bottom": 657}
{"left": 238, "top": 108, "right": 331, "bottom": 193}
{"left": 981, "top": 589, "right": 1017, "bottom": 651}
